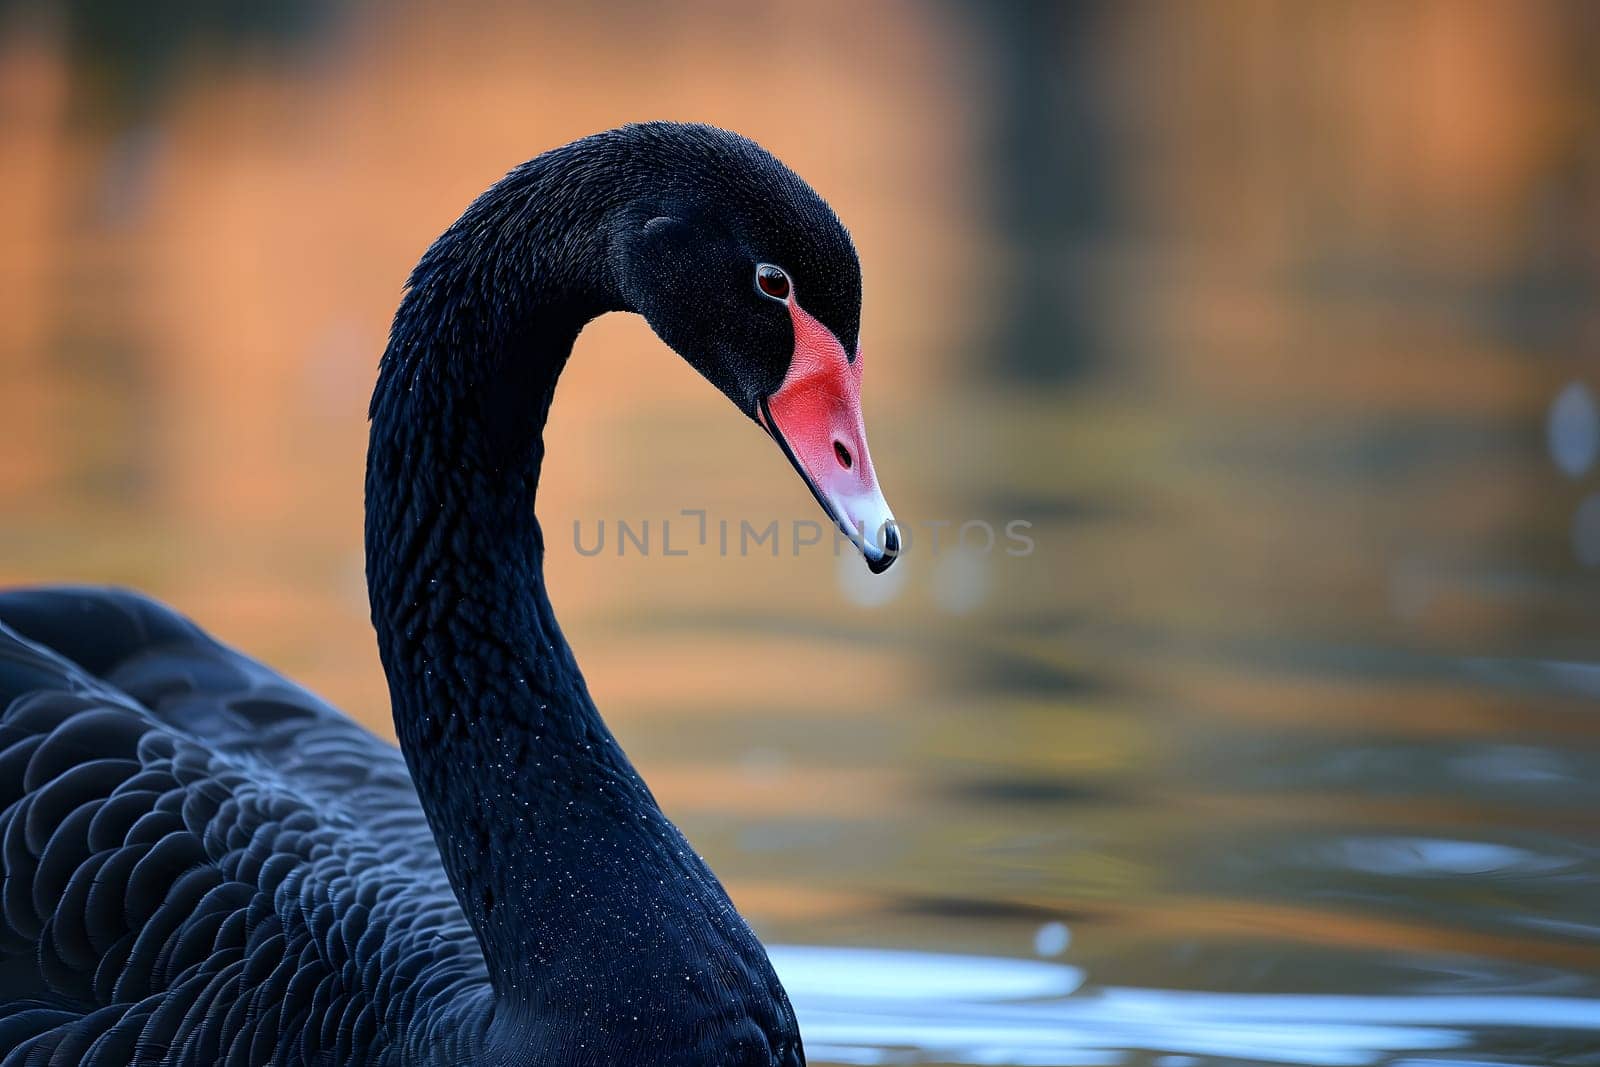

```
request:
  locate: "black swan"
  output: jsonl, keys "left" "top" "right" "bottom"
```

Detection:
{"left": 0, "top": 123, "right": 897, "bottom": 1065}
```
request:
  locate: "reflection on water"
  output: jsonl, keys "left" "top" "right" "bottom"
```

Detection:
{"left": 772, "top": 946, "right": 1086, "bottom": 1002}
{"left": 775, "top": 946, "right": 1600, "bottom": 1067}
{"left": 1303, "top": 837, "right": 1575, "bottom": 879}
{"left": 4, "top": 3, "right": 1600, "bottom": 1066}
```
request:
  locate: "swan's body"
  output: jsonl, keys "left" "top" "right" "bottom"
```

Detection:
{"left": 0, "top": 587, "right": 488, "bottom": 1065}
{"left": 0, "top": 123, "right": 894, "bottom": 1066}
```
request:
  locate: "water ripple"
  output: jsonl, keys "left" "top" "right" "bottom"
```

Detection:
{"left": 771, "top": 946, "right": 1600, "bottom": 1067}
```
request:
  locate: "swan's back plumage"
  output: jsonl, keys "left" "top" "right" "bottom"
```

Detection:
{"left": 0, "top": 586, "right": 489, "bottom": 1065}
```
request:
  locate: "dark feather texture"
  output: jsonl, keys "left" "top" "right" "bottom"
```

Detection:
{"left": 0, "top": 123, "right": 856, "bottom": 1066}
{"left": 0, "top": 587, "right": 488, "bottom": 1065}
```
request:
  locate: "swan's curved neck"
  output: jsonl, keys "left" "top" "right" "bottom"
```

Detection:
{"left": 364, "top": 154, "right": 673, "bottom": 1012}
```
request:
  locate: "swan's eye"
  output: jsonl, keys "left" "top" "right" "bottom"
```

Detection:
{"left": 755, "top": 264, "right": 791, "bottom": 301}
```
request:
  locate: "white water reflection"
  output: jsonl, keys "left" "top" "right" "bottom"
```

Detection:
{"left": 770, "top": 946, "right": 1085, "bottom": 1002}
{"left": 770, "top": 945, "right": 1600, "bottom": 1067}
{"left": 1548, "top": 381, "right": 1599, "bottom": 479}
{"left": 1311, "top": 837, "right": 1575, "bottom": 878}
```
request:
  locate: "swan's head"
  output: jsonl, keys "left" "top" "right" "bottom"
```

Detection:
{"left": 612, "top": 125, "right": 898, "bottom": 572}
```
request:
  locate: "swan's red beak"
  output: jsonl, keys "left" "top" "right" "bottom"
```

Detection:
{"left": 757, "top": 298, "right": 898, "bottom": 573}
